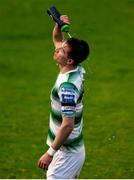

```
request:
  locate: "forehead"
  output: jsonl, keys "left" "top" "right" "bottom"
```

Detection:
{"left": 62, "top": 41, "right": 71, "bottom": 52}
{"left": 55, "top": 41, "right": 71, "bottom": 54}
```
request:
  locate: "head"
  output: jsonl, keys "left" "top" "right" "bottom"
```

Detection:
{"left": 53, "top": 37, "right": 90, "bottom": 67}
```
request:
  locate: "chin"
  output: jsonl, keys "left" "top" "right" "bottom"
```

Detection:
{"left": 53, "top": 55, "right": 56, "bottom": 60}
{"left": 53, "top": 57, "right": 58, "bottom": 63}
{"left": 53, "top": 55, "right": 59, "bottom": 60}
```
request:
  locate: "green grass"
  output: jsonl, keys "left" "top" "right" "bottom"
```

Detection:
{"left": 0, "top": 0, "right": 134, "bottom": 178}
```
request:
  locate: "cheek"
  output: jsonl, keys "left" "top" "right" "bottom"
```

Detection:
{"left": 56, "top": 52, "right": 64, "bottom": 60}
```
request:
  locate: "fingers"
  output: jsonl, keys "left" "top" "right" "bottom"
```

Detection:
{"left": 38, "top": 159, "right": 48, "bottom": 170}
{"left": 37, "top": 153, "right": 53, "bottom": 171}
{"left": 60, "top": 15, "right": 70, "bottom": 24}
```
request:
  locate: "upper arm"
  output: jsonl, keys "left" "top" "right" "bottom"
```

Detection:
{"left": 58, "top": 82, "right": 79, "bottom": 118}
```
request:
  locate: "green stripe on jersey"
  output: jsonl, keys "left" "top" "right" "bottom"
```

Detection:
{"left": 51, "top": 106, "right": 82, "bottom": 125}
{"left": 67, "top": 71, "right": 84, "bottom": 96}
{"left": 50, "top": 108, "right": 62, "bottom": 125}
{"left": 48, "top": 128, "right": 83, "bottom": 149}
{"left": 67, "top": 71, "right": 80, "bottom": 82}
{"left": 51, "top": 87, "right": 59, "bottom": 101}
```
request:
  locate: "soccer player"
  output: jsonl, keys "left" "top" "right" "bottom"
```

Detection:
{"left": 38, "top": 15, "right": 90, "bottom": 179}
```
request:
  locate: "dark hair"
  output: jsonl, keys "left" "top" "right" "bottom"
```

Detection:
{"left": 67, "top": 37, "right": 90, "bottom": 65}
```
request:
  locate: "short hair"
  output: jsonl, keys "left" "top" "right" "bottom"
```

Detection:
{"left": 66, "top": 37, "right": 90, "bottom": 65}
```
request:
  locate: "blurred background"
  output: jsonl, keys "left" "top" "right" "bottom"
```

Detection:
{"left": 0, "top": 0, "right": 134, "bottom": 178}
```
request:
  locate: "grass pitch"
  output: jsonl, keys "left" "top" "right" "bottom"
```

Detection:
{"left": 0, "top": 0, "right": 134, "bottom": 178}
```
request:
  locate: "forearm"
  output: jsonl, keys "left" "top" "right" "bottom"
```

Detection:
{"left": 53, "top": 23, "right": 64, "bottom": 45}
{"left": 38, "top": 121, "right": 73, "bottom": 170}
{"left": 51, "top": 118, "right": 74, "bottom": 150}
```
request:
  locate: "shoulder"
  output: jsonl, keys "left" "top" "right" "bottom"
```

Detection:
{"left": 59, "top": 82, "right": 78, "bottom": 93}
{"left": 67, "top": 66, "right": 85, "bottom": 90}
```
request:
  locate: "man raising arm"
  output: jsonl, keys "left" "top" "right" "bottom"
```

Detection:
{"left": 38, "top": 15, "right": 90, "bottom": 179}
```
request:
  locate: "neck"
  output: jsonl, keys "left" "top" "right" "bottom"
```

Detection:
{"left": 59, "top": 64, "right": 77, "bottom": 74}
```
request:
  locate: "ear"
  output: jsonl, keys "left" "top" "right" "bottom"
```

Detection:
{"left": 67, "top": 58, "right": 75, "bottom": 65}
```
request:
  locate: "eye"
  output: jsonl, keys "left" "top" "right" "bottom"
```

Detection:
{"left": 55, "top": 48, "right": 59, "bottom": 53}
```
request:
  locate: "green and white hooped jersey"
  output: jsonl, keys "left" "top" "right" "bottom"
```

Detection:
{"left": 47, "top": 66, "right": 86, "bottom": 152}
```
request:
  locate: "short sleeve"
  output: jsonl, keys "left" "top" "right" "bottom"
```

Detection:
{"left": 58, "top": 82, "right": 79, "bottom": 117}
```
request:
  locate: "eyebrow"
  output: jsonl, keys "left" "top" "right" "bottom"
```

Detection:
{"left": 55, "top": 42, "right": 67, "bottom": 54}
{"left": 61, "top": 42, "right": 67, "bottom": 54}
{"left": 62, "top": 47, "right": 66, "bottom": 54}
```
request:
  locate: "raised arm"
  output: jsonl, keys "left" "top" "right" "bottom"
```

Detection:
{"left": 53, "top": 15, "right": 70, "bottom": 48}
{"left": 53, "top": 23, "right": 64, "bottom": 47}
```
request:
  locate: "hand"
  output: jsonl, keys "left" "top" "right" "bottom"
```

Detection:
{"left": 37, "top": 152, "right": 53, "bottom": 170}
{"left": 60, "top": 15, "right": 70, "bottom": 24}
